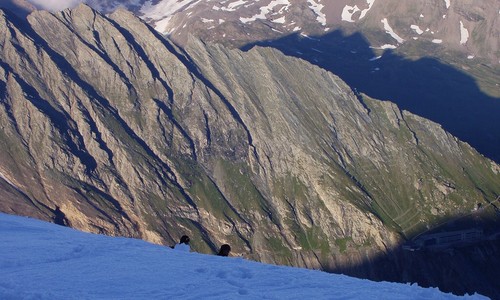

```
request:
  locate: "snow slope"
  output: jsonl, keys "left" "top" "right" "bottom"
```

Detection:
{"left": 0, "top": 213, "right": 487, "bottom": 299}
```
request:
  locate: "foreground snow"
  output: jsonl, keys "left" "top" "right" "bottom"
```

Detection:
{"left": 0, "top": 213, "right": 487, "bottom": 299}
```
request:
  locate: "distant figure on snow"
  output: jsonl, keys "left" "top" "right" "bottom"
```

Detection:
{"left": 217, "top": 244, "right": 231, "bottom": 256}
{"left": 53, "top": 206, "right": 70, "bottom": 227}
{"left": 173, "top": 235, "right": 190, "bottom": 252}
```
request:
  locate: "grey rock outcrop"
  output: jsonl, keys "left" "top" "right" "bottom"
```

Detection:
{"left": 0, "top": 4, "right": 499, "bottom": 297}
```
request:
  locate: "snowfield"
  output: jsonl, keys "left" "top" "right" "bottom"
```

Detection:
{"left": 0, "top": 213, "right": 488, "bottom": 299}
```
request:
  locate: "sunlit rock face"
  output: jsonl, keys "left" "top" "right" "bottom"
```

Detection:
{"left": 9, "top": 0, "right": 499, "bottom": 161}
{"left": 0, "top": 4, "right": 499, "bottom": 298}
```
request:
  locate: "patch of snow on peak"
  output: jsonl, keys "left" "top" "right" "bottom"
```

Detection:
{"left": 307, "top": 0, "right": 326, "bottom": 26}
{"left": 300, "top": 33, "right": 320, "bottom": 41}
{"left": 360, "top": 0, "right": 376, "bottom": 19}
{"left": 381, "top": 18, "right": 404, "bottom": 43}
{"left": 420, "top": 14, "right": 424, "bottom": 18}
{"left": 141, "top": 0, "right": 198, "bottom": 20}
{"left": 411, "top": 25, "right": 423, "bottom": 35}
{"left": 370, "top": 44, "right": 397, "bottom": 50}
{"left": 459, "top": 21, "right": 469, "bottom": 45}
{"left": 293, "top": 26, "right": 301, "bottom": 31}
{"left": 342, "top": 5, "right": 361, "bottom": 22}
{"left": 342, "top": 0, "right": 375, "bottom": 22}
{"left": 239, "top": 0, "right": 291, "bottom": 24}
{"left": 155, "top": 16, "right": 173, "bottom": 33}
{"left": 380, "top": 44, "right": 397, "bottom": 49}
{"left": 432, "top": 39, "right": 443, "bottom": 44}
{"left": 201, "top": 18, "right": 214, "bottom": 23}
{"left": 273, "top": 16, "right": 286, "bottom": 24}
{"left": 444, "top": 0, "right": 450, "bottom": 9}
{"left": 221, "top": 0, "right": 247, "bottom": 12}
{"left": 467, "top": 55, "right": 475, "bottom": 59}
{"left": 141, "top": 0, "right": 200, "bottom": 33}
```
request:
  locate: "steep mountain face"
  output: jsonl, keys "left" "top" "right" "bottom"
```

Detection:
{"left": 129, "top": 0, "right": 500, "bottom": 163}
{"left": 6, "top": 0, "right": 498, "bottom": 163}
{"left": 0, "top": 4, "right": 499, "bottom": 297}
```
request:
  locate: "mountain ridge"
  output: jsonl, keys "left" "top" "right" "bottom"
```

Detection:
{"left": 4, "top": 0, "right": 498, "bottom": 162}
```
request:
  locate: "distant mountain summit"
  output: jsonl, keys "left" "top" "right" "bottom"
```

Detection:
{"left": 83, "top": 0, "right": 500, "bottom": 63}
{"left": 3, "top": 1, "right": 498, "bottom": 62}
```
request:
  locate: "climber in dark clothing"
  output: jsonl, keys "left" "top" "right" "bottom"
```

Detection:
{"left": 172, "top": 235, "right": 190, "bottom": 252}
{"left": 217, "top": 244, "right": 231, "bottom": 256}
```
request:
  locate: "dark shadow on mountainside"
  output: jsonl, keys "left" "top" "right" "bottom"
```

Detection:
{"left": 241, "top": 31, "right": 500, "bottom": 163}
{"left": 0, "top": 1, "right": 33, "bottom": 18}
{"left": 327, "top": 203, "right": 500, "bottom": 299}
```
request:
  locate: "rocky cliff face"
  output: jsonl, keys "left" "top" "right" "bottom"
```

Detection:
{"left": 0, "top": 4, "right": 499, "bottom": 297}
{"left": 6, "top": 1, "right": 499, "bottom": 162}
